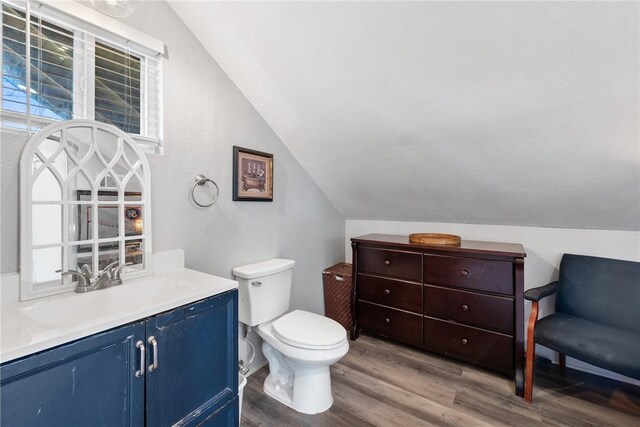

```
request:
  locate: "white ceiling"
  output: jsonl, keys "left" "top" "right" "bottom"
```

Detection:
{"left": 168, "top": 1, "right": 639, "bottom": 230}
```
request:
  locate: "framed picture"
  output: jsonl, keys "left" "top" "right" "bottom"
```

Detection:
{"left": 233, "top": 146, "right": 274, "bottom": 201}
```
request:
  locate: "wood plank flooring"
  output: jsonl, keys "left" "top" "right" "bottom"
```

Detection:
{"left": 240, "top": 333, "right": 640, "bottom": 426}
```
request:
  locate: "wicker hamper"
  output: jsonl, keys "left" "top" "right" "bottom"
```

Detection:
{"left": 322, "top": 263, "right": 354, "bottom": 331}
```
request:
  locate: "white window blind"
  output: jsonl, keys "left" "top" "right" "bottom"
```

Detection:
{"left": 1, "top": 0, "right": 163, "bottom": 153}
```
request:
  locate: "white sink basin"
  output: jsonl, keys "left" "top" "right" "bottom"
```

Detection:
{"left": 1, "top": 269, "right": 238, "bottom": 363}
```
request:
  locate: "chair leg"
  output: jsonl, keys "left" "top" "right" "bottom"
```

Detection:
{"left": 559, "top": 353, "right": 566, "bottom": 371}
{"left": 524, "top": 301, "right": 539, "bottom": 403}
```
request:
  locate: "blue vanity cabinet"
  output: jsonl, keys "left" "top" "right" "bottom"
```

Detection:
{"left": 0, "top": 321, "right": 146, "bottom": 427}
{"left": 1, "top": 289, "right": 239, "bottom": 427}
{"left": 200, "top": 396, "right": 239, "bottom": 426}
{"left": 145, "top": 290, "right": 239, "bottom": 426}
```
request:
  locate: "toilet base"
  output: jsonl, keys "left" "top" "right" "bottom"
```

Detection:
{"left": 261, "top": 340, "right": 336, "bottom": 414}
{"left": 263, "top": 367, "right": 334, "bottom": 415}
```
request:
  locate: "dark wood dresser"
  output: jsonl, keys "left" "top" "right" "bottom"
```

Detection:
{"left": 351, "top": 234, "right": 526, "bottom": 396}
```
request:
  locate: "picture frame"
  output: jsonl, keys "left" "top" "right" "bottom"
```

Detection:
{"left": 233, "top": 146, "right": 274, "bottom": 201}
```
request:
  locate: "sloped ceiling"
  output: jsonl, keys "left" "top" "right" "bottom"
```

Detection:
{"left": 168, "top": 1, "right": 639, "bottom": 231}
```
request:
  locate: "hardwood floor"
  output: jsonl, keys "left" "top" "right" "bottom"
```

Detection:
{"left": 240, "top": 333, "right": 640, "bottom": 426}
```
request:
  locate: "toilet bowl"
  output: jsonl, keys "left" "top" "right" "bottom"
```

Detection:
{"left": 257, "top": 310, "right": 349, "bottom": 414}
{"left": 232, "top": 259, "right": 349, "bottom": 415}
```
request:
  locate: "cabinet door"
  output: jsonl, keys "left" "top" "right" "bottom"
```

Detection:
{"left": 145, "top": 290, "right": 238, "bottom": 427}
{"left": 200, "top": 396, "right": 239, "bottom": 427}
{"left": 1, "top": 322, "right": 145, "bottom": 427}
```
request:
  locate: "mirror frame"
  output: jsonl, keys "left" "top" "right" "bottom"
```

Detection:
{"left": 20, "top": 119, "right": 153, "bottom": 301}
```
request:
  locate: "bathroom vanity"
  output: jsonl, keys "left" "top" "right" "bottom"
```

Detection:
{"left": 1, "top": 270, "right": 239, "bottom": 427}
{"left": 5, "top": 117, "right": 240, "bottom": 425}
{"left": 350, "top": 234, "right": 526, "bottom": 396}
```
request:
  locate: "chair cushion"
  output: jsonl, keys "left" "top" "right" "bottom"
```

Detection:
{"left": 535, "top": 313, "right": 640, "bottom": 380}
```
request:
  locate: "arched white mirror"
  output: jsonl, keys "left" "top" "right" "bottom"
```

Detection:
{"left": 20, "top": 120, "right": 152, "bottom": 300}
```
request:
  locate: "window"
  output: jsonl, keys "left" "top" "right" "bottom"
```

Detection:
{"left": 1, "top": 1, "right": 162, "bottom": 153}
{"left": 95, "top": 41, "right": 141, "bottom": 134}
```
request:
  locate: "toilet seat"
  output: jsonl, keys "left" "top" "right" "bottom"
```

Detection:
{"left": 272, "top": 310, "right": 346, "bottom": 350}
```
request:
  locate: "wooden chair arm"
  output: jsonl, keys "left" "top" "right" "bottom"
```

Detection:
{"left": 524, "top": 281, "right": 559, "bottom": 302}
{"left": 524, "top": 299, "right": 540, "bottom": 402}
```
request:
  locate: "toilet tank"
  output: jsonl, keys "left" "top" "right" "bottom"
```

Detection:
{"left": 232, "top": 258, "right": 295, "bottom": 326}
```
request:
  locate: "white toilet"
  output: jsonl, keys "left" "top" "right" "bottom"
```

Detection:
{"left": 233, "top": 258, "right": 349, "bottom": 415}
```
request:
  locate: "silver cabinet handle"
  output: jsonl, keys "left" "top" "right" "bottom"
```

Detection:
{"left": 148, "top": 336, "right": 158, "bottom": 372}
{"left": 135, "top": 341, "right": 145, "bottom": 377}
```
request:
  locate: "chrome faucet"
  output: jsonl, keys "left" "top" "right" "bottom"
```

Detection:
{"left": 91, "top": 272, "right": 112, "bottom": 290}
{"left": 62, "top": 269, "right": 93, "bottom": 293}
{"left": 61, "top": 261, "right": 131, "bottom": 293}
{"left": 93, "top": 262, "right": 117, "bottom": 290}
{"left": 110, "top": 262, "right": 133, "bottom": 286}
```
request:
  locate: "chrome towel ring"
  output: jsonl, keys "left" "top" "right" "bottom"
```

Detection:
{"left": 191, "top": 175, "right": 219, "bottom": 207}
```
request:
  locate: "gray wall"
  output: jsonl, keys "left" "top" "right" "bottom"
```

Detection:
{"left": 0, "top": 0, "right": 344, "bottom": 314}
{"left": 170, "top": 1, "right": 640, "bottom": 231}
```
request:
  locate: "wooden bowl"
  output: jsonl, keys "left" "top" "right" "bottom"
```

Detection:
{"left": 409, "top": 233, "right": 461, "bottom": 246}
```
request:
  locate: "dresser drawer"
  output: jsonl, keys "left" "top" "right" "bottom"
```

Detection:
{"left": 424, "top": 255, "right": 513, "bottom": 295}
{"left": 358, "top": 247, "right": 422, "bottom": 282}
{"left": 358, "top": 301, "right": 422, "bottom": 345}
{"left": 424, "top": 286, "right": 514, "bottom": 333}
{"left": 424, "top": 317, "right": 513, "bottom": 374}
{"left": 358, "top": 274, "right": 422, "bottom": 313}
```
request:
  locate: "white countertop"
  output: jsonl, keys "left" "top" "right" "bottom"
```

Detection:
{"left": 1, "top": 268, "right": 238, "bottom": 364}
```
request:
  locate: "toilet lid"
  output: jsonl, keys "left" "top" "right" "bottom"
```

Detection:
{"left": 272, "top": 310, "right": 346, "bottom": 350}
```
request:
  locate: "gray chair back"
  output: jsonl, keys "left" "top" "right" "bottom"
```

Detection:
{"left": 556, "top": 254, "right": 640, "bottom": 333}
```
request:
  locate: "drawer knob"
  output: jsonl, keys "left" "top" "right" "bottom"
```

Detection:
{"left": 461, "top": 338, "right": 468, "bottom": 345}
{"left": 384, "top": 260, "right": 391, "bottom": 266}
{"left": 461, "top": 304, "right": 469, "bottom": 312}
{"left": 385, "top": 317, "right": 391, "bottom": 325}
{"left": 384, "top": 289, "right": 391, "bottom": 295}
{"left": 461, "top": 269, "right": 469, "bottom": 277}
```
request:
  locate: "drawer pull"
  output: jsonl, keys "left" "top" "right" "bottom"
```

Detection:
{"left": 461, "top": 269, "right": 469, "bottom": 277}
{"left": 384, "top": 260, "right": 391, "bottom": 266}
{"left": 461, "top": 338, "right": 468, "bottom": 345}
{"left": 385, "top": 317, "right": 391, "bottom": 325}
{"left": 461, "top": 304, "right": 469, "bottom": 312}
{"left": 384, "top": 289, "right": 391, "bottom": 295}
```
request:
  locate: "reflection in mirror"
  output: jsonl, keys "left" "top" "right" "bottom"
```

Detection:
{"left": 98, "top": 173, "right": 120, "bottom": 200}
{"left": 32, "top": 204, "right": 62, "bottom": 245}
{"left": 83, "top": 151, "right": 106, "bottom": 182}
{"left": 68, "top": 170, "right": 93, "bottom": 202}
{"left": 125, "top": 239, "right": 144, "bottom": 271}
{"left": 31, "top": 154, "right": 43, "bottom": 174}
{"left": 122, "top": 142, "right": 138, "bottom": 167}
{"left": 98, "top": 241, "right": 120, "bottom": 271}
{"left": 66, "top": 126, "right": 93, "bottom": 163}
{"left": 50, "top": 149, "right": 72, "bottom": 180}
{"left": 32, "top": 167, "right": 61, "bottom": 201}
{"left": 124, "top": 205, "right": 143, "bottom": 236}
{"left": 68, "top": 244, "right": 93, "bottom": 280}
{"left": 124, "top": 174, "right": 143, "bottom": 201}
{"left": 96, "top": 129, "right": 118, "bottom": 165}
{"left": 37, "top": 131, "right": 62, "bottom": 159}
{"left": 68, "top": 204, "right": 92, "bottom": 242}
{"left": 32, "top": 247, "right": 62, "bottom": 286}
{"left": 98, "top": 205, "right": 120, "bottom": 239}
{"left": 112, "top": 152, "right": 131, "bottom": 182}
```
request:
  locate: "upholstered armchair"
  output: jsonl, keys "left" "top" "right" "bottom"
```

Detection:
{"left": 523, "top": 254, "right": 640, "bottom": 402}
